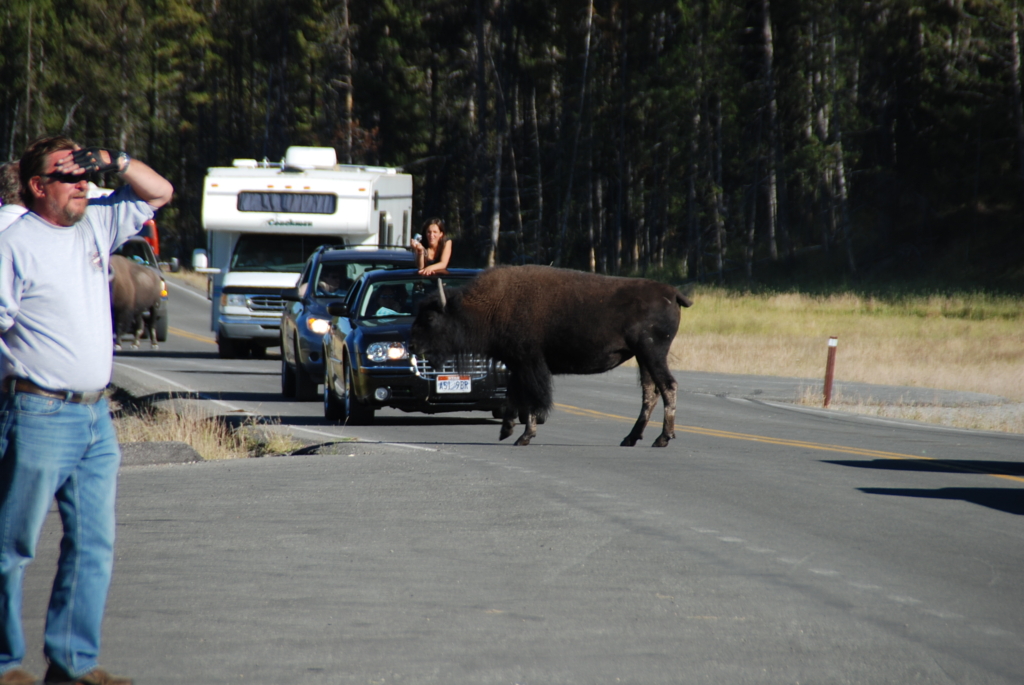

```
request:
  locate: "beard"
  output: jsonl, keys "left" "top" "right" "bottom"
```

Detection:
{"left": 40, "top": 193, "right": 87, "bottom": 226}
{"left": 59, "top": 202, "right": 87, "bottom": 225}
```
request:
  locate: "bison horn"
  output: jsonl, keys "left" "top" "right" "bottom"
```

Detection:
{"left": 437, "top": 279, "right": 447, "bottom": 310}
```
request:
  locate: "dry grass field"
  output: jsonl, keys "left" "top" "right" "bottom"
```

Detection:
{"left": 670, "top": 287, "right": 1024, "bottom": 433}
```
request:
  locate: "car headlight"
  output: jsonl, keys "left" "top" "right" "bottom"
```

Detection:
{"left": 221, "top": 293, "right": 247, "bottom": 308}
{"left": 306, "top": 317, "right": 331, "bottom": 335}
{"left": 366, "top": 342, "right": 408, "bottom": 362}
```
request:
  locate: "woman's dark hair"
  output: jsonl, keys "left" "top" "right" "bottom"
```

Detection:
{"left": 421, "top": 217, "right": 446, "bottom": 236}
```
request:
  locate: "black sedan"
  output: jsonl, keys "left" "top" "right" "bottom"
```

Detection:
{"left": 322, "top": 268, "right": 507, "bottom": 424}
{"left": 280, "top": 245, "right": 417, "bottom": 400}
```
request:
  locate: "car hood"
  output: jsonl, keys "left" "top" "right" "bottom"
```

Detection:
{"left": 352, "top": 317, "right": 413, "bottom": 339}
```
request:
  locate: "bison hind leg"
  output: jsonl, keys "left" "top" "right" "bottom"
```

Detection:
{"left": 650, "top": 381, "right": 677, "bottom": 447}
{"left": 513, "top": 413, "right": 537, "bottom": 446}
{"left": 499, "top": 405, "right": 518, "bottom": 441}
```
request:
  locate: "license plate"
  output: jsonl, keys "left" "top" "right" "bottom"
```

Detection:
{"left": 436, "top": 375, "right": 471, "bottom": 393}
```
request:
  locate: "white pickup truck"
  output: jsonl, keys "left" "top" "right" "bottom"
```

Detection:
{"left": 193, "top": 146, "right": 413, "bottom": 358}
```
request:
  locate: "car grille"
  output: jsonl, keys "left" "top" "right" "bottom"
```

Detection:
{"left": 413, "top": 354, "right": 508, "bottom": 382}
{"left": 248, "top": 295, "right": 285, "bottom": 312}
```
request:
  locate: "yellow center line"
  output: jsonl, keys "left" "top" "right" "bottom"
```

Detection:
{"left": 555, "top": 403, "right": 1024, "bottom": 484}
{"left": 169, "top": 327, "right": 216, "bottom": 344}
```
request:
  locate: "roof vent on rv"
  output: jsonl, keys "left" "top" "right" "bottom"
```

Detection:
{"left": 284, "top": 146, "right": 338, "bottom": 170}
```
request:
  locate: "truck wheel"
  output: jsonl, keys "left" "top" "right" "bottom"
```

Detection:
{"left": 344, "top": 361, "right": 374, "bottom": 425}
{"left": 281, "top": 357, "right": 296, "bottom": 398}
{"left": 217, "top": 335, "right": 241, "bottom": 359}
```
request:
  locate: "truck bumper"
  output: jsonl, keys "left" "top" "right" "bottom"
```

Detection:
{"left": 218, "top": 316, "right": 282, "bottom": 342}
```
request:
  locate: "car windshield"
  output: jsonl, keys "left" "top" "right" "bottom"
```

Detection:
{"left": 358, "top": 277, "right": 472, "bottom": 319}
{"left": 230, "top": 234, "right": 343, "bottom": 273}
{"left": 313, "top": 262, "right": 409, "bottom": 298}
{"left": 113, "top": 240, "right": 157, "bottom": 268}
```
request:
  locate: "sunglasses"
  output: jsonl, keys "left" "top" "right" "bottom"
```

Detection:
{"left": 41, "top": 172, "right": 87, "bottom": 185}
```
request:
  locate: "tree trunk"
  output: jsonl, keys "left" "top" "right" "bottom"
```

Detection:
{"left": 487, "top": 132, "right": 503, "bottom": 267}
{"left": 587, "top": 138, "right": 596, "bottom": 272}
{"left": 835, "top": 138, "right": 855, "bottom": 274}
{"left": 711, "top": 94, "right": 726, "bottom": 284}
{"left": 614, "top": 11, "right": 629, "bottom": 275}
{"left": 23, "top": 3, "right": 33, "bottom": 145}
{"left": 342, "top": 0, "right": 353, "bottom": 164}
{"left": 687, "top": 111, "right": 700, "bottom": 280}
{"left": 1011, "top": 5, "right": 1024, "bottom": 182}
{"left": 529, "top": 88, "right": 544, "bottom": 264}
{"left": 761, "top": 0, "right": 782, "bottom": 261}
{"left": 555, "top": 0, "right": 594, "bottom": 267}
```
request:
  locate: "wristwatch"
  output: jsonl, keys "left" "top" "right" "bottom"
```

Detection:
{"left": 116, "top": 151, "right": 131, "bottom": 174}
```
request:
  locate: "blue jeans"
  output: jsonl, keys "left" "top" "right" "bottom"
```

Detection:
{"left": 0, "top": 393, "right": 120, "bottom": 678}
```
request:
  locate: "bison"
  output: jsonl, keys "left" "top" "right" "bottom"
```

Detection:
{"left": 410, "top": 265, "right": 693, "bottom": 447}
{"left": 110, "top": 254, "right": 163, "bottom": 350}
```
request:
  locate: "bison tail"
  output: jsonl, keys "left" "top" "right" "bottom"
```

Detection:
{"left": 675, "top": 290, "right": 694, "bottom": 308}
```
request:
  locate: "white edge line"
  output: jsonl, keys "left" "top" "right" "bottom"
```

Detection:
{"left": 286, "top": 426, "right": 438, "bottom": 452}
{"left": 113, "top": 361, "right": 241, "bottom": 411}
{"left": 164, "top": 279, "right": 211, "bottom": 302}
{"left": 114, "top": 362, "right": 438, "bottom": 452}
{"left": 751, "top": 397, "right": 1024, "bottom": 439}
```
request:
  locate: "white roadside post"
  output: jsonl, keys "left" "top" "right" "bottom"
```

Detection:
{"left": 823, "top": 336, "right": 838, "bottom": 408}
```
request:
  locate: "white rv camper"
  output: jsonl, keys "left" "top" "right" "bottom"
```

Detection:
{"left": 194, "top": 146, "right": 413, "bottom": 358}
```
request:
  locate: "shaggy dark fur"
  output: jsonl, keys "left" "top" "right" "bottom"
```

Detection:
{"left": 410, "top": 264, "right": 692, "bottom": 447}
{"left": 110, "top": 255, "right": 163, "bottom": 350}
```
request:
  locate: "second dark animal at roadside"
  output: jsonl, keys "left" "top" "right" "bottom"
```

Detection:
{"left": 409, "top": 264, "right": 693, "bottom": 447}
{"left": 110, "top": 254, "right": 163, "bottom": 350}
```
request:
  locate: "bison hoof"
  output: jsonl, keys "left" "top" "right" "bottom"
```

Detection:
{"left": 513, "top": 434, "right": 532, "bottom": 446}
{"left": 151, "top": 344, "right": 159, "bottom": 350}
{"left": 652, "top": 434, "right": 671, "bottom": 448}
{"left": 499, "top": 426, "right": 514, "bottom": 441}
{"left": 620, "top": 435, "right": 639, "bottom": 447}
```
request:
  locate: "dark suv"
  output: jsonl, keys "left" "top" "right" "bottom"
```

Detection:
{"left": 279, "top": 245, "right": 416, "bottom": 400}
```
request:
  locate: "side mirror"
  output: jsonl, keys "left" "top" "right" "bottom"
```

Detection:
{"left": 192, "top": 249, "right": 220, "bottom": 274}
{"left": 326, "top": 302, "right": 349, "bottom": 317}
{"left": 279, "top": 287, "right": 301, "bottom": 302}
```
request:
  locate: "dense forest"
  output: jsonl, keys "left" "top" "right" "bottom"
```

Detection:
{"left": 1, "top": 0, "right": 1022, "bottom": 287}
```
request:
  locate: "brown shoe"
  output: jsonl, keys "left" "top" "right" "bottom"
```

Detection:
{"left": 0, "top": 668, "right": 37, "bottom": 685}
{"left": 42, "top": 665, "right": 131, "bottom": 685}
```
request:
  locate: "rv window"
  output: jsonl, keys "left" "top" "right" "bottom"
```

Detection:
{"left": 230, "top": 234, "right": 343, "bottom": 273}
{"left": 237, "top": 192, "right": 337, "bottom": 214}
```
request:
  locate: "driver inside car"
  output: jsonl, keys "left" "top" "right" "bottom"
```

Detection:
{"left": 370, "top": 284, "right": 408, "bottom": 316}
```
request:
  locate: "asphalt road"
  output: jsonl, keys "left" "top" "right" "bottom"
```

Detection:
{"left": 17, "top": 276, "right": 1024, "bottom": 684}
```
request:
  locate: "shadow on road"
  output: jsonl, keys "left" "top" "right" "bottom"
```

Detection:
{"left": 825, "top": 458, "right": 1024, "bottom": 478}
{"left": 858, "top": 487, "right": 1024, "bottom": 516}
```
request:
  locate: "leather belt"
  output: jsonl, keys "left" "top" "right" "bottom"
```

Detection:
{"left": 4, "top": 377, "right": 105, "bottom": 405}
